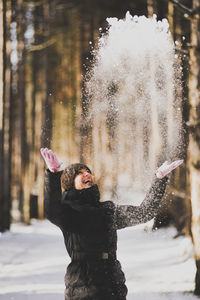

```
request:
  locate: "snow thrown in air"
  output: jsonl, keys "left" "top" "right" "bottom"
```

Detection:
{"left": 85, "top": 12, "right": 183, "bottom": 194}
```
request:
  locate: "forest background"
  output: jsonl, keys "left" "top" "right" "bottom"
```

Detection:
{"left": 0, "top": 0, "right": 200, "bottom": 294}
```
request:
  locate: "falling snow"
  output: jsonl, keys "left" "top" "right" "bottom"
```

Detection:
{"left": 85, "top": 12, "right": 183, "bottom": 192}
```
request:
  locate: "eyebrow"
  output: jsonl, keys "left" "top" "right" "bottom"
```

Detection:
{"left": 78, "top": 169, "right": 89, "bottom": 174}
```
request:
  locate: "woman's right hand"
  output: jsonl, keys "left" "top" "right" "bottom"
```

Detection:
{"left": 40, "top": 148, "right": 62, "bottom": 172}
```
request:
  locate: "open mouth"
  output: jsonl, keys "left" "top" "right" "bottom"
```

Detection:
{"left": 83, "top": 180, "right": 91, "bottom": 184}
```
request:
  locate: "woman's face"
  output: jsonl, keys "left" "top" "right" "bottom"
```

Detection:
{"left": 74, "top": 168, "right": 94, "bottom": 190}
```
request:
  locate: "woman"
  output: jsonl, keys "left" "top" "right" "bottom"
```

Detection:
{"left": 41, "top": 148, "right": 183, "bottom": 300}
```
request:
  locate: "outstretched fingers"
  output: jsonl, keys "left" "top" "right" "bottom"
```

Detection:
{"left": 47, "top": 150, "right": 55, "bottom": 161}
{"left": 156, "top": 159, "right": 184, "bottom": 179}
{"left": 40, "top": 148, "right": 47, "bottom": 160}
{"left": 40, "top": 148, "right": 54, "bottom": 162}
{"left": 168, "top": 159, "right": 184, "bottom": 171}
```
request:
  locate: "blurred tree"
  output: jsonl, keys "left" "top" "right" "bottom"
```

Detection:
{"left": 11, "top": 0, "right": 27, "bottom": 222}
{"left": 0, "top": 0, "right": 12, "bottom": 232}
{"left": 187, "top": 0, "right": 200, "bottom": 294}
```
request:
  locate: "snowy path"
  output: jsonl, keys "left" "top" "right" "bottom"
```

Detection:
{"left": 0, "top": 220, "right": 197, "bottom": 300}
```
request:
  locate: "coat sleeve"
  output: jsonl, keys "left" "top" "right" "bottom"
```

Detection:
{"left": 44, "top": 169, "right": 64, "bottom": 227}
{"left": 115, "top": 176, "right": 168, "bottom": 230}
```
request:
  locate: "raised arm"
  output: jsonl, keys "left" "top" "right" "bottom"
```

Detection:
{"left": 115, "top": 176, "right": 168, "bottom": 229}
{"left": 40, "top": 148, "right": 64, "bottom": 227}
{"left": 41, "top": 148, "right": 113, "bottom": 233}
{"left": 115, "top": 159, "right": 183, "bottom": 230}
{"left": 44, "top": 169, "right": 64, "bottom": 227}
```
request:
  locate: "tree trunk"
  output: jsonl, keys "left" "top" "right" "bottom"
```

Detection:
{"left": 0, "top": 0, "right": 12, "bottom": 232}
{"left": 147, "top": 0, "right": 157, "bottom": 17}
{"left": 0, "top": 0, "right": 4, "bottom": 231}
{"left": 187, "top": 0, "right": 200, "bottom": 295}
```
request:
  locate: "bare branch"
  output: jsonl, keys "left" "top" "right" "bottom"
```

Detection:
{"left": 28, "top": 38, "right": 56, "bottom": 52}
{"left": 168, "top": 0, "right": 200, "bottom": 17}
{"left": 169, "top": 0, "right": 193, "bottom": 15}
{"left": 174, "top": 46, "right": 189, "bottom": 55}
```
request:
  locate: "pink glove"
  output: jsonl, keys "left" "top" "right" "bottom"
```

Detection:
{"left": 40, "top": 148, "right": 62, "bottom": 172}
{"left": 156, "top": 160, "right": 184, "bottom": 179}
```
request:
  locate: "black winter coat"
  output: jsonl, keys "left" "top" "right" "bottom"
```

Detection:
{"left": 44, "top": 170, "right": 167, "bottom": 300}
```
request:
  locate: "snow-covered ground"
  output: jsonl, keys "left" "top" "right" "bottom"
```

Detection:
{"left": 0, "top": 220, "right": 197, "bottom": 300}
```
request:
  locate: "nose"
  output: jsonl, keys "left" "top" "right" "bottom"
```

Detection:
{"left": 83, "top": 171, "right": 89, "bottom": 176}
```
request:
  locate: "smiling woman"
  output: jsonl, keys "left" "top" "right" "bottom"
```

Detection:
{"left": 61, "top": 163, "right": 94, "bottom": 190}
{"left": 40, "top": 148, "right": 183, "bottom": 300}
{"left": 74, "top": 169, "right": 94, "bottom": 190}
{"left": 60, "top": 164, "right": 94, "bottom": 191}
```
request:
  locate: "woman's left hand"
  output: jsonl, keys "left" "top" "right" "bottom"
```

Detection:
{"left": 156, "top": 160, "right": 184, "bottom": 179}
